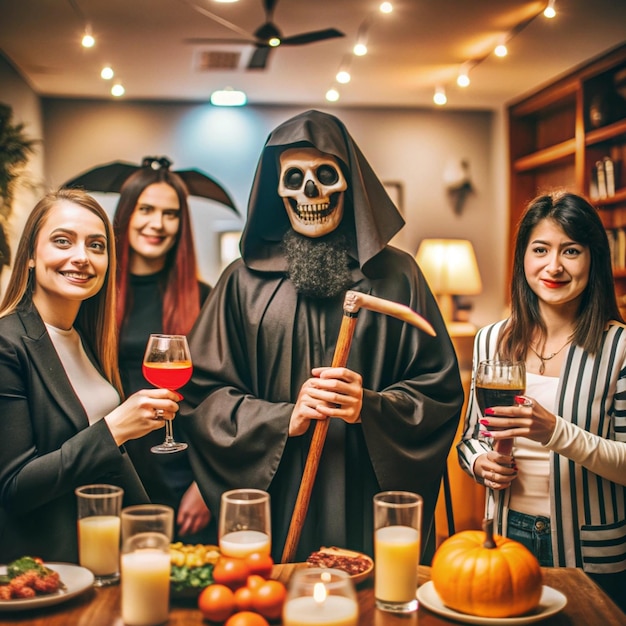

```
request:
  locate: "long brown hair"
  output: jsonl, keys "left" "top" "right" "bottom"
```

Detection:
{"left": 113, "top": 167, "right": 201, "bottom": 335}
{"left": 0, "top": 188, "right": 122, "bottom": 393}
{"left": 499, "top": 191, "right": 622, "bottom": 361}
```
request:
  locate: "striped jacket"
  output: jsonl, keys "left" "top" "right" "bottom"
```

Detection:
{"left": 457, "top": 319, "right": 626, "bottom": 574}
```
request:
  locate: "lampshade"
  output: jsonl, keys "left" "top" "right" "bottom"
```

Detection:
{"left": 415, "top": 238, "right": 482, "bottom": 323}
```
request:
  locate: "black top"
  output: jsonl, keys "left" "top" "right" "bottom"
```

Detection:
{"left": 119, "top": 271, "right": 210, "bottom": 540}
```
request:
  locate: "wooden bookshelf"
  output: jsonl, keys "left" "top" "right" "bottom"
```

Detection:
{"left": 508, "top": 43, "right": 626, "bottom": 315}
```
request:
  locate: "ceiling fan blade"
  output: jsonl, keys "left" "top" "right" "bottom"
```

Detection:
{"left": 248, "top": 45, "right": 272, "bottom": 70}
{"left": 281, "top": 28, "right": 345, "bottom": 46}
{"left": 262, "top": 0, "right": 279, "bottom": 18}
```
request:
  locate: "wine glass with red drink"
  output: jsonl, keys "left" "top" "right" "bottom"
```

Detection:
{"left": 142, "top": 334, "right": 192, "bottom": 454}
{"left": 475, "top": 359, "right": 526, "bottom": 456}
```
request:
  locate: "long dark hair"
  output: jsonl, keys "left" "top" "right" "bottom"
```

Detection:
{"left": 113, "top": 167, "right": 201, "bottom": 335}
{"left": 0, "top": 188, "right": 122, "bottom": 393}
{"left": 499, "top": 191, "right": 622, "bottom": 360}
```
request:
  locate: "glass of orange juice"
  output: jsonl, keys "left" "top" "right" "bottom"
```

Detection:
{"left": 75, "top": 484, "right": 124, "bottom": 586}
{"left": 373, "top": 491, "right": 422, "bottom": 613}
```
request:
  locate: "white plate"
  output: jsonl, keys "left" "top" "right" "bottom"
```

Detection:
{"left": 417, "top": 581, "right": 567, "bottom": 625}
{"left": 0, "top": 563, "right": 94, "bottom": 612}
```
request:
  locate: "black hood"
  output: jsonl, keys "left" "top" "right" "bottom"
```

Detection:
{"left": 240, "top": 109, "right": 405, "bottom": 272}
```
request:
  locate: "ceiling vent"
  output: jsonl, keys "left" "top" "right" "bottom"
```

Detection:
{"left": 194, "top": 45, "right": 254, "bottom": 72}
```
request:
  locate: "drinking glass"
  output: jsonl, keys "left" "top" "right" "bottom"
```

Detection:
{"left": 373, "top": 491, "right": 422, "bottom": 613}
{"left": 142, "top": 333, "right": 192, "bottom": 454}
{"left": 283, "top": 568, "right": 358, "bottom": 626}
{"left": 121, "top": 504, "right": 174, "bottom": 542}
{"left": 218, "top": 488, "right": 271, "bottom": 558}
{"left": 475, "top": 359, "right": 526, "bottom": 455}
{"left": 75, "top": 484, "right": 124, "bottom": 586}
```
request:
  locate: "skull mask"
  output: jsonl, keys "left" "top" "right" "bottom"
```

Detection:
{"left": 278, "top": 147, "right": 347, "bottom": 238}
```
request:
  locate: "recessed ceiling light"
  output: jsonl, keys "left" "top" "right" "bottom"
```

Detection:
{"left": 210, "top": 88, "right": 247, "bottom": 106}
{"left": 101, "top": 66, "right": 114, "bottom": 80}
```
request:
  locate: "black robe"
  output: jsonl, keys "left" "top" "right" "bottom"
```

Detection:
{"left": 180, "top": 110, "right": 463, "bottom": 562}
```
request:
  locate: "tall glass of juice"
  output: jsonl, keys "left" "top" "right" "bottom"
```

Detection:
{"left": 475, "top": 359, "right": 526, "bottom": 455}
{"left": 373, "top": 491, "right": 422, "bottom": 613}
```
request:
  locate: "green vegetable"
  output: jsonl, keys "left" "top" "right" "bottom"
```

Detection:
{"left": 170, "top": 563, "right": 214, "bottom": 592}
{"left": 6, "top": 557, "right": 49, "bottom": 578}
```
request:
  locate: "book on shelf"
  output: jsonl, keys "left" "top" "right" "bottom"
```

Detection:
{"left": 606, "top": 227, "right": 626, "bottom": 270}
{"left": 596, "top": 160, "right": 608, "bottom": 199}
{"left": 604, "top": 156, "right": 616, "bottom": 197}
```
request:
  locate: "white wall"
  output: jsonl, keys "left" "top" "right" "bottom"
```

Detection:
{"left": 41, "top": 100, "right": 507, "bottom": 327}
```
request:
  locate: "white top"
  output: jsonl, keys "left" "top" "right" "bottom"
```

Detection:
{"left": 46, "top": 324, "right": 120, "bottom": 425}
{"left": 509, "top": 372, "right": 557, "bottom": 516}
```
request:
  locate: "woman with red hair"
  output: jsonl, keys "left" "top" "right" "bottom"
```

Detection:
{"left": 113, "top": 165, "right": 212, "bottom": 542}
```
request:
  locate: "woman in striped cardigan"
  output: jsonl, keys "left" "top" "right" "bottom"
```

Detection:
{"left": 457, "top": 191, "right": 626, "bottom": 612}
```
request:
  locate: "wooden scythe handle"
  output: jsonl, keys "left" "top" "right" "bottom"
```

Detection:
{"left": 280, "top": 311, "right": 359, "bottom": 563}
{"left": 280, "top": 290, "right": 436, "bottom": 563}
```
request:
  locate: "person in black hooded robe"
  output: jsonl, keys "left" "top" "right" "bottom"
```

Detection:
{"left": 180, "top": 110, "right": 463, "bottom": 563}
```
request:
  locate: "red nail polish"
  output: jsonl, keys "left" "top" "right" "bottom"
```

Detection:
{"left": 480, "top": 430, "right": 492, "bottom": 438}
{"left": 479, "top": 419, "right": 490, "bottom": 426}
{"left": 514, "top": 396, "right": 525, "bottom": 404}
{"left": 484, "top": 408, "right": 495, "bottom": 416}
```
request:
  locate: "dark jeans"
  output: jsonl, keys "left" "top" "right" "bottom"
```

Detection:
{"left": 508, "top": 510, "right": 626, "bottom": 615}
{"left": 506, "top": 510, "right": 553, "bottom": 567}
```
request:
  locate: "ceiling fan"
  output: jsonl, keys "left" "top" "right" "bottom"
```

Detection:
{"left": 184, "top": 0, "right": 345, "bottom": 70}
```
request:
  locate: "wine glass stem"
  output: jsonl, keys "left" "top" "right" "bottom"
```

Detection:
{"left": 164, "top": 417, "right": 176, "bottom": 445}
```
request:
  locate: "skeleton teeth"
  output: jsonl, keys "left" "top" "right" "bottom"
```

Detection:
{"left": 295, "top": 203, "right": 332, "bottom": 223}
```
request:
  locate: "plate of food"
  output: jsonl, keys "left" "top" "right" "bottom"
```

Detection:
{"left": 306, "top": 546, "right": 374, "bottom": 585}
{"left": 0, "top": 557, "right": 94, "bottom": 612}
{"left": 417, "top": 581, "right": 567, "bottom": 625}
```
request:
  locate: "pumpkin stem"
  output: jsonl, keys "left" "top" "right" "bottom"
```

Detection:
{"left": 482, "top": 518, "right": 497, "bottom": 549}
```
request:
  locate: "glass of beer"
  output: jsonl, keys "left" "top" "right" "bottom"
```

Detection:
{"left": 475, "top": 359, "right": 526, "bottom": 455}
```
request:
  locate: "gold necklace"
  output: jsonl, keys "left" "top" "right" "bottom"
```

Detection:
{"left": 529, "top": 340, "right": 571, "bottom": 375}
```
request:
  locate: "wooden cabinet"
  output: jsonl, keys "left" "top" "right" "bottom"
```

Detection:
{"left": 508, "top": 43, "right": 626, "bottom": 313}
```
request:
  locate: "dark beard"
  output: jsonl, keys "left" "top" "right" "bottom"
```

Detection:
{"left": 282, "top": 229, "right": 354, "bottom": 298}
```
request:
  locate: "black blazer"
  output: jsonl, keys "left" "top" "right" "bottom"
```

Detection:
{"left": 0, "top": 304, "right": 149, "bottom": 563}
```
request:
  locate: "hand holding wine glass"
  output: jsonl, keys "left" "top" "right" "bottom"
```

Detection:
{"left": 475, "top": 359, "right": 526, "bottom": 456}
{"left": 142, "top": 334, "right": 192, "bottom": 454}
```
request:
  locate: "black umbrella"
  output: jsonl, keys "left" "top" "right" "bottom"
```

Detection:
{"left": 62, "top": 156, "right": 239, "bottom": 214}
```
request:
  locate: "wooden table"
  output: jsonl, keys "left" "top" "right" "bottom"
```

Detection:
{"left": 0, "top": 564, "right": 624, "bottom": 625}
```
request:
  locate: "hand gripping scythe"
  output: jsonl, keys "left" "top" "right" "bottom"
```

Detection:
{"left": 280, "top": 290, "right": 437, "bottom": 563}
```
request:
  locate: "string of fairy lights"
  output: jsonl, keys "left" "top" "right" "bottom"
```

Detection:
{"left": 68, "top": 0, "right": 559, "bottom": 104}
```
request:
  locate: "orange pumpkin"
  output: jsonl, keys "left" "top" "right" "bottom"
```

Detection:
{"left": 431, "top": 518, "right": 543, "bottom": 618}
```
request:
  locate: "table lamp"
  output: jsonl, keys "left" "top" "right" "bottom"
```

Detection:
{"left": 415, "top": 238, "right": 482, "bottom": 324}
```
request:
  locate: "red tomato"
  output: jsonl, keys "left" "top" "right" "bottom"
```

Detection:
{"left": 234, "top": 585, "right": 254, "bottom": 611}
{"left": 245, "top": 552, "right": 274, "bottom": 578}
{"left": 213, "top": 557, "right": 251, "bottom": 590}
{"left": 250, "top": 579, "right": 287, "bottom": 620}
{"left": 224, "top": 612, "right": 270, "bottom": 626}
{"left": 198, "top": 584, "right": 236, "bottom": 622}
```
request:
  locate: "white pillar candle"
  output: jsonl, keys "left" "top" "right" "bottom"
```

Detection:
{"left": 121, "top": 549, "right": 170, "bottom": 626}
{"left": 283, "top": 595, "right": 359, "bottom": 626}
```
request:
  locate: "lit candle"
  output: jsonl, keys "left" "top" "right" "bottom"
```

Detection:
{"left": 283, "top": 573, "right": 358, "bottom": 626}
{"left": 121, "top": 548, "right": 170, "bottom": 626}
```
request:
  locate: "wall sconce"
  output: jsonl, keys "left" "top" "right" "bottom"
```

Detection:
{"left": 443, "top": 158, "right": 474, "bottom": 214}
{"left": 415, "top": 238, "right": 482, "bottom": 324}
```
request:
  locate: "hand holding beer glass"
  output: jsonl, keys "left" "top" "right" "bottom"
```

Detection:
{"left": 475, "top": 359, "right": 526, "bottom": 456}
